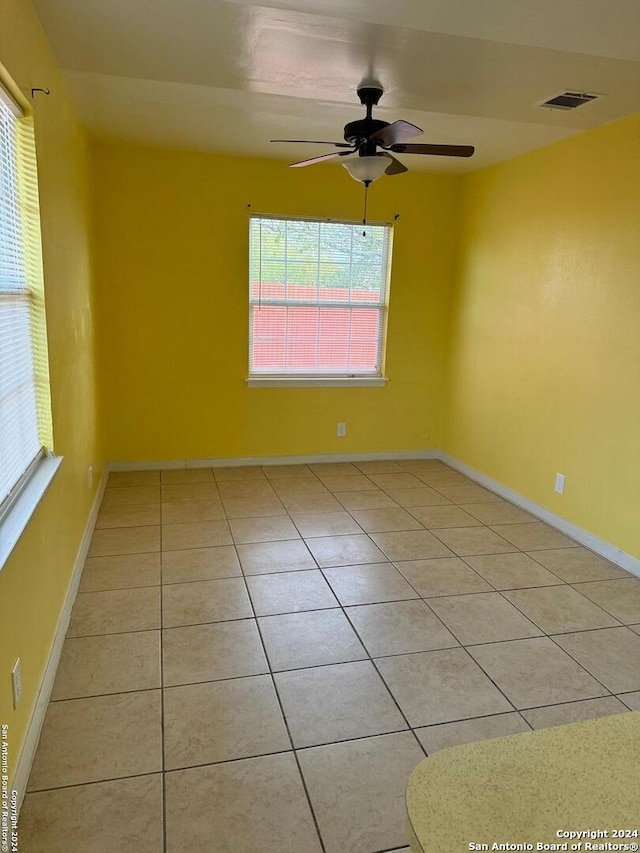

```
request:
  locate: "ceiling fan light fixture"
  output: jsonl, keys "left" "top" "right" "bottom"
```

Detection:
{"left": 342, "top": 155, "right": 388, "bottom": 185}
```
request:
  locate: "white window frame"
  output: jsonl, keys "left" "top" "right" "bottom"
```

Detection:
{"left": 246, "top": 214, "right": 392, "bottom": 388}
{"left": 0, "top": 73, "right": 60, "bottom": 571}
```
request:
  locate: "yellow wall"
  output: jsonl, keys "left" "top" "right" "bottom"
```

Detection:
{"left": 1, "top": 0, "right": 637, "bottom": 810}
{"left": 444, "top": 113, "right": 640, "bottom": 559}
{"left": 92, "top": 142, "right": 461, "bottom": 461}
{"left": 0, "top": 0, "right": 103, "bottom": 783}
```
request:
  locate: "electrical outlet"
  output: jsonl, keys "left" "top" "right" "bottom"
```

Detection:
{"left": 11, "top": 658, "right": 22, "bottom": 709}
{"left": 554, "top": 473, "right": 566, "bottom": 495}
{"left": 337, "top": 422, "right": 346, "bottom": 438}
{"left": 87, "top": 466, "right": 93, "bottom": 489}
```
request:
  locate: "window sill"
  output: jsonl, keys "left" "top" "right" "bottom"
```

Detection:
{"left": 0, "top": 455, "right": 63, "bottom": 572}
{"left": 246, "top": 376, "right": 389, "bottom": 388}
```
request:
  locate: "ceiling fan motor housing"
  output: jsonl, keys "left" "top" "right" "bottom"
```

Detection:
{"left": 343, "top": 119, "right": 389, "bottom": 150}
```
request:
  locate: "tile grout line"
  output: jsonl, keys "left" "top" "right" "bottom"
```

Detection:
{"left": 47, "top": 664, "right": 638, "bottom": 720}
{"left": 617, "top": 694, "right": 640, "bottom": 711}
{"left": 301, "top": 478, "right": 623, "bottom": 733}
{"left": 562, "top": 583, "right": 633, "bottom": 625}
{"left": 544, "top": 632, "right": 617, "bottom": 699}
{"left": 357, "top": 584, "right": 524, "bottom": 727}
{"left": 30, "top": 699, "right": 544, "bottom": 802}
{"left": 448, "top": 544, "right": 627, "bottom": 699}
{"left": 298, "top": 467, "right": 536, "bottom": 752}
{"left": 82, "top": 499, "right": 638, "bottom": 706}
{"left": 44, "top": 655, "right": 635, "bottom": 710}
{"left": 27, "top": 769, "right": 169, "bottom": 797}
{"left": 160, "top": 494, "right": 168, "bottom": 853}
{"left": 28, "top": 686, "right": 638, "bottom": 800}
{"left": 412, "top": 572, "right": 619, "bottom": 710}
{"left": 239, "top": 575, "right": 328, "bottom": 853}
{"left": 303, "top": 566, "right": 431, "bottom": 759}
{"left": 409, "top": 542, "right": 627, "bottom": 676}
{"left": 82, "top": 570, "right": 640, "bottom": 618}
{"left": 324, "top": 476, "right": 636, "bottom": 706}
{"left": 74, "top": 570, "right": 616, "bottom": 598}
{"left": 93, "top": 469, "right": 637, "bottom": 703}
{"left": 299, "top": 501, "right": 544, "bottom": 733}
{"left": 489, "top": 581, "right": 624, "bottom": 642}
{"left": 108, "top": 464, "right": 620, "bottom": 564}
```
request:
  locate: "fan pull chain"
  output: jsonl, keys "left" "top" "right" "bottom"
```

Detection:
{"left": 362, "top": 183, "right": 369, "bottom": 236}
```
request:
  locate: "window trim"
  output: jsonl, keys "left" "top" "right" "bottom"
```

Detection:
{"left": 246, "top": 375, "right": 389, "bottom": 388}
{"left": 248, "top": 214, "right": 393, "bottom": 381}
{"left": 0, "top": 67, "right": 60, "bottom": 573}
{"left": 0, "top": 454, "right": 62, "bottom": 571}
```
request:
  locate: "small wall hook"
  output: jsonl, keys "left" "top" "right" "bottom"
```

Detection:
{"left": 31, "top": 88, "right": 51, "bottom": 98}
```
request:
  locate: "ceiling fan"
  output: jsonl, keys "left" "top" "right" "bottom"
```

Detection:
{"left": 271, "top": 84, "right": 475, "bottom": 186}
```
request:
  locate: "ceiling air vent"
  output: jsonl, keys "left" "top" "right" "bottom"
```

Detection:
{"left": 537, "top": 91, "right": 602, "bottom": 111}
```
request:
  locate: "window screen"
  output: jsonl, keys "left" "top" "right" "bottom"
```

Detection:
{"left": 249, "top": 216, "right": 392, "bottom": 377}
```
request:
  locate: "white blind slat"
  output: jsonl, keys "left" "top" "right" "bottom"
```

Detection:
{"left": 0, "top": 85, "right": 48, "bottom": 509}
{"left": 249, "top": 217, "right": 391, "bottom": 375}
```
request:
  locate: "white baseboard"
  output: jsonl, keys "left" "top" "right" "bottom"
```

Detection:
{"left": 12, "top": 469, "right": 108, "bottom": 812}
{"left": 440, "top": 452, "right": 640, "bottom": 579}
{"left": 108, "top": 449, "right": 440, "bottom": 471}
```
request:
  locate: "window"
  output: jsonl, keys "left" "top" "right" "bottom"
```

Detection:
{"left": 0, "top": 76, "right": 55, "bottom": 561}
{"left": 248, "top": 216, "right": 392, "bottom": 386}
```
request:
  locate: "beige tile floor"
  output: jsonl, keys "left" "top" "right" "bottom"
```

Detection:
{"left": 19, "top": 459, "right": 640, "bottom": 853}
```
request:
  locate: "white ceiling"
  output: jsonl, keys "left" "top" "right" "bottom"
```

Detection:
{"left": 32, "top": 0, "right": 640, "bottom": 173}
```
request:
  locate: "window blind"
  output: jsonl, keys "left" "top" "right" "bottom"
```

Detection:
{"left": 0, "top": 83, "right": 52, "bottom": 513}
{"left": 249, "top": 216, "right": 392, "bottom": 376}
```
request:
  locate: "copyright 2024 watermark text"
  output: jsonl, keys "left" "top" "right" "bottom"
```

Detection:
{"left": 469, "top": 830, "right": 640, "bottom": 852}
{"left": 1, "top": 725, "right": 18, "bottom": 853}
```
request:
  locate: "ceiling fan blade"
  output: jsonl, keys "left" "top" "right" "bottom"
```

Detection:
{"left": 369, "top": 120, "right": 423, "bottom": 147}
{"left": 382, "top": 153, "right": 408, "bottom": 175}
{"left": 390, "top": 143, "right": 475, "bottom": 158}
{"left": 271, "top": 139, "right": 353, "bottom": 148}
{"left": 289, "top": 150, "right": 355, "bottom": 168}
